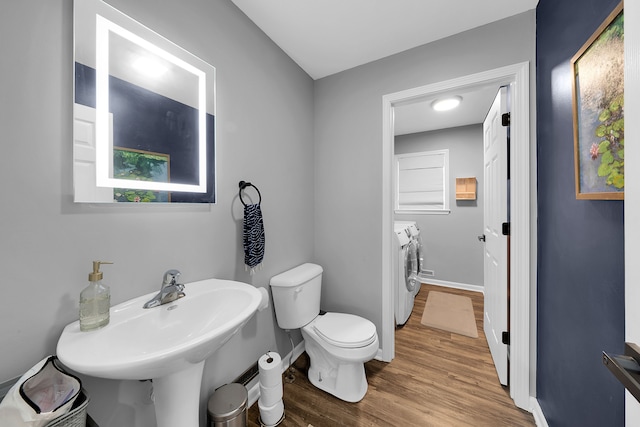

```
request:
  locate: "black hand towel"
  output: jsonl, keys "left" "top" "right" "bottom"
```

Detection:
{"left": 243, "top": 203, "right": 265, "bottom": 274}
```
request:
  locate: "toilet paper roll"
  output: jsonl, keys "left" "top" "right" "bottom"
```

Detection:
{"left": 259, "top": 382, "right": 283, "bottom": 407}
{"left": 258, "top": 352, "right": 282, "bottom": 388}
{"left": 257, "top": 287, "right": 269, "bottom": 311}
{"left": 258, "top": 398, "right": 284, "bottom": 426}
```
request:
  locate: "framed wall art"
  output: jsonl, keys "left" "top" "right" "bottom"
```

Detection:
{"left": 571, "top": 2, "right": 624, "bottom": 200}
{"left": 113, "top": 147, "right": 171, "bottom": 202}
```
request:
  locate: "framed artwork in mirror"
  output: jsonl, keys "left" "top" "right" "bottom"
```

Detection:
{"left": 113, "top": 148, "right": 170, "bottom": 202}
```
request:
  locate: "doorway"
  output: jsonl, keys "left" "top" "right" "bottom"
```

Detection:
{"left": 380, "top": 62, "right": 533, "bottom": 410}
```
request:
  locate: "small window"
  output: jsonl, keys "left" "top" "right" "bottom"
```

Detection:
{"left": 395, "top": 149, "right": 450, "bottom": 214}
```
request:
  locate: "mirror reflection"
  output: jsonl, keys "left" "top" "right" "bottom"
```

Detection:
{"left": 73, "top": 0, "right": 216, "bottom": 203}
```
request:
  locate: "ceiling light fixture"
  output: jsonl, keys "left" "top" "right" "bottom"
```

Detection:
{"left": 431, "top": 96, "right": 462, "bottom": 111}
{"left": 133, "top": 56, "right": 168, "bottom": 78}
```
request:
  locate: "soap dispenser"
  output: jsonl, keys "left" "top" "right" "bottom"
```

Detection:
{"left": 79, "top": 261, "right": 113, "bottom": 332}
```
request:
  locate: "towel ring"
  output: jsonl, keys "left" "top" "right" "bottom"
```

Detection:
{"left": 239, "top": 181, "right": 262, "bottom": 206}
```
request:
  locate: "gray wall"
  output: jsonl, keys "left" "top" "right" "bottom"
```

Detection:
{"left": 314, "top": 11, "right": 536, "bottom": 354}
{"left": 395, "top": 124, "right": 484, "bottom": 288}
{"left": 0, "top": 0, "right": 313, "bottom": 425}
{"left": 1, "top": 3, "right": 538, "bottom": 423}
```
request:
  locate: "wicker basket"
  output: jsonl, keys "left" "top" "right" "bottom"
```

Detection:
{"left": 44, "top": 390, "right": 89, "bottom": 427}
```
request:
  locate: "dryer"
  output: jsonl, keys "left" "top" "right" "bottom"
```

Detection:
{"left": 394, "top": 223, "right": 417, "bottom": 326}
{"left": 396, "top": 221, "right": 426, "bottom": 295}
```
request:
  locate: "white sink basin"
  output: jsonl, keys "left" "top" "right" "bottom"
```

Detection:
{"left": 57, "top": 278, "right": 262, "bottom": 427}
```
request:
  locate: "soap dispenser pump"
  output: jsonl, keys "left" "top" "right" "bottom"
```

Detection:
{"left": 79, "top": 261, "right": 113, "bottom": 332}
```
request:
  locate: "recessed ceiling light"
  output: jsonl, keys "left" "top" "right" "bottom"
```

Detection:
{"left": 431, "top": 96, "right": 462, "bottom": 111}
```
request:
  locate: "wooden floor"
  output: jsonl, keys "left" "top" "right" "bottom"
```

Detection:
{"left": 247, "top": 284, "right": 535, "bottom": 426}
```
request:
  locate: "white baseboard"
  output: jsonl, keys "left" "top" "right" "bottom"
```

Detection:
{"left": 419, "top": 278, "right": 484, "bottom": 294}
{"left": 247, "top": 341, "right": 306, "bottom": 407}
{"left": 530, "top": 397, "right": 549, "bottom": 427}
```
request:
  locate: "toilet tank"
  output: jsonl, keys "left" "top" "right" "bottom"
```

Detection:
{"left": 269, "top": 263, "right": 323, "bottom": 330}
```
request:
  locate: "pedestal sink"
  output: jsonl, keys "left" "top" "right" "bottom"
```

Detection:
{"left": 57, "top": 278, "right": 262, "bottom": 427}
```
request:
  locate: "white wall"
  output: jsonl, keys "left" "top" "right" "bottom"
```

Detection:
{"left": 626, "top": 1, "right": 640, "bottom": 424}
{"left": 314, "top": 11, "right": 536, "bottom": 355}
{"left": 395, "top": 125, "right": 484, "bottom": 288}
{"left": 0, "top": 0, "right": 314, "bottom": 425}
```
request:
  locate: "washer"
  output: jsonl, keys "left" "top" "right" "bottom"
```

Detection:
{"left": 396, "top": 221, "right": 426, "bottom": 295}
{"left": 394, "top": 223, "right": 417, "bottom": 326}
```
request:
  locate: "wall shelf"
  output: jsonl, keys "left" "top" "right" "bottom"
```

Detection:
{"left": 455, "top": 177, "right": 477, "bottom": 200}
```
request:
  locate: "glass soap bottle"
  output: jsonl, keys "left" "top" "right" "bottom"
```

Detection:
{"left": 79, "top": 261, "right": 113, "bottom": 332}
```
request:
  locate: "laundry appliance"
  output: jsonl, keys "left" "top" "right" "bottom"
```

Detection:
{"left": 395, "top": 220, "right": 426, "bottom": 295}
{"left": 393, "top": 223, "right": 417, "bottom": 326}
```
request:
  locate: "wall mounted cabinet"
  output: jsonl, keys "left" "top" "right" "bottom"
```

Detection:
{"left": 455, "top": 177, "right": 476, "bottom": 200}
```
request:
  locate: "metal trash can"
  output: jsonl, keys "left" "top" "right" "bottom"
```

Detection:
{"left": 207, "top": 383, "right": 248, "bottom": 427}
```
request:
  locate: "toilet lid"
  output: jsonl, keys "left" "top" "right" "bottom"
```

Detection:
{"left": 313, "top": 313, "right": 377, "bottom": 348}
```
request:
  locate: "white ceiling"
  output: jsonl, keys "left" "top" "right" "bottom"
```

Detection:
{"left": 393, "top": 84, "right": 501, "bottom": 135}
{"left": 230, "top": 0, "right": 538, "bottom": 135}
{"left": 231, "top": 0, "right": 538, "bottom": 80}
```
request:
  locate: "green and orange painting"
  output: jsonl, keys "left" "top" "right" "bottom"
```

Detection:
{"left": 572, "top": 6, "right": 624, "bottom": 198}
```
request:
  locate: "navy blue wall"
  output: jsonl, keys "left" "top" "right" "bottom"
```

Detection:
{"left": 536, "top": 0, "right": 625, "bottom": 425}
{"left": 75, "top": 63, "right": 215, "bottom": 203}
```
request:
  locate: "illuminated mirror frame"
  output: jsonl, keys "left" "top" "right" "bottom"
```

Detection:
{"left": 95, "top": 16, "right": 207, "bottom": 193}
{"left": 74, "top": 0, "right": 216, "bottom": 202}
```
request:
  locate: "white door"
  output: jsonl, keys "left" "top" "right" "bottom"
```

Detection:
{"left": 483, "top": 87, "right": 509, "bottom": 386}
{"left": 73, "top": 103, "right": 113, "bottom": 202}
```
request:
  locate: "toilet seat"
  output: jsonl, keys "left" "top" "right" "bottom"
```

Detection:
{"left": 312, "top": 313, "right": 377, "bottom": 348}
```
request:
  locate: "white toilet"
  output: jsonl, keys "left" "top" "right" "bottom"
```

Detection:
{"left": 269, "top": 263, "right": 379, "bottom": 402}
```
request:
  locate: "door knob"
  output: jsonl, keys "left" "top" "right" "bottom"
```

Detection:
{"left": 478, "top": 234, "right": 486, "bottom": 242}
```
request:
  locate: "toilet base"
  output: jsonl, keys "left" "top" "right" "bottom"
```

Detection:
{"left": 302, "top": 325, "right": 377, "bottom": 403}
{"left": 307, "top": 358, "right": 368, "bottom": 402}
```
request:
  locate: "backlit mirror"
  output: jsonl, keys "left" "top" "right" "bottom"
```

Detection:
{"left": 73, "top": 0, "right": 216, "bottom": 203}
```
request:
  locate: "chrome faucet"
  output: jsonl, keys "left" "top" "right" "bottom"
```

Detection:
{"left": 143, "top": 269, "right": 185, "bottom": 309}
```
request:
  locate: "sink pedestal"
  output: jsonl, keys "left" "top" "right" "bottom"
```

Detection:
{"left": 153, "top": 361, "right": 205, "bottom": 427}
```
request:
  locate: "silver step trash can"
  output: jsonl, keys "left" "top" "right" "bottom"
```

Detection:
{"left": 207, "top": 383, "right": 248, "bottom": 427}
